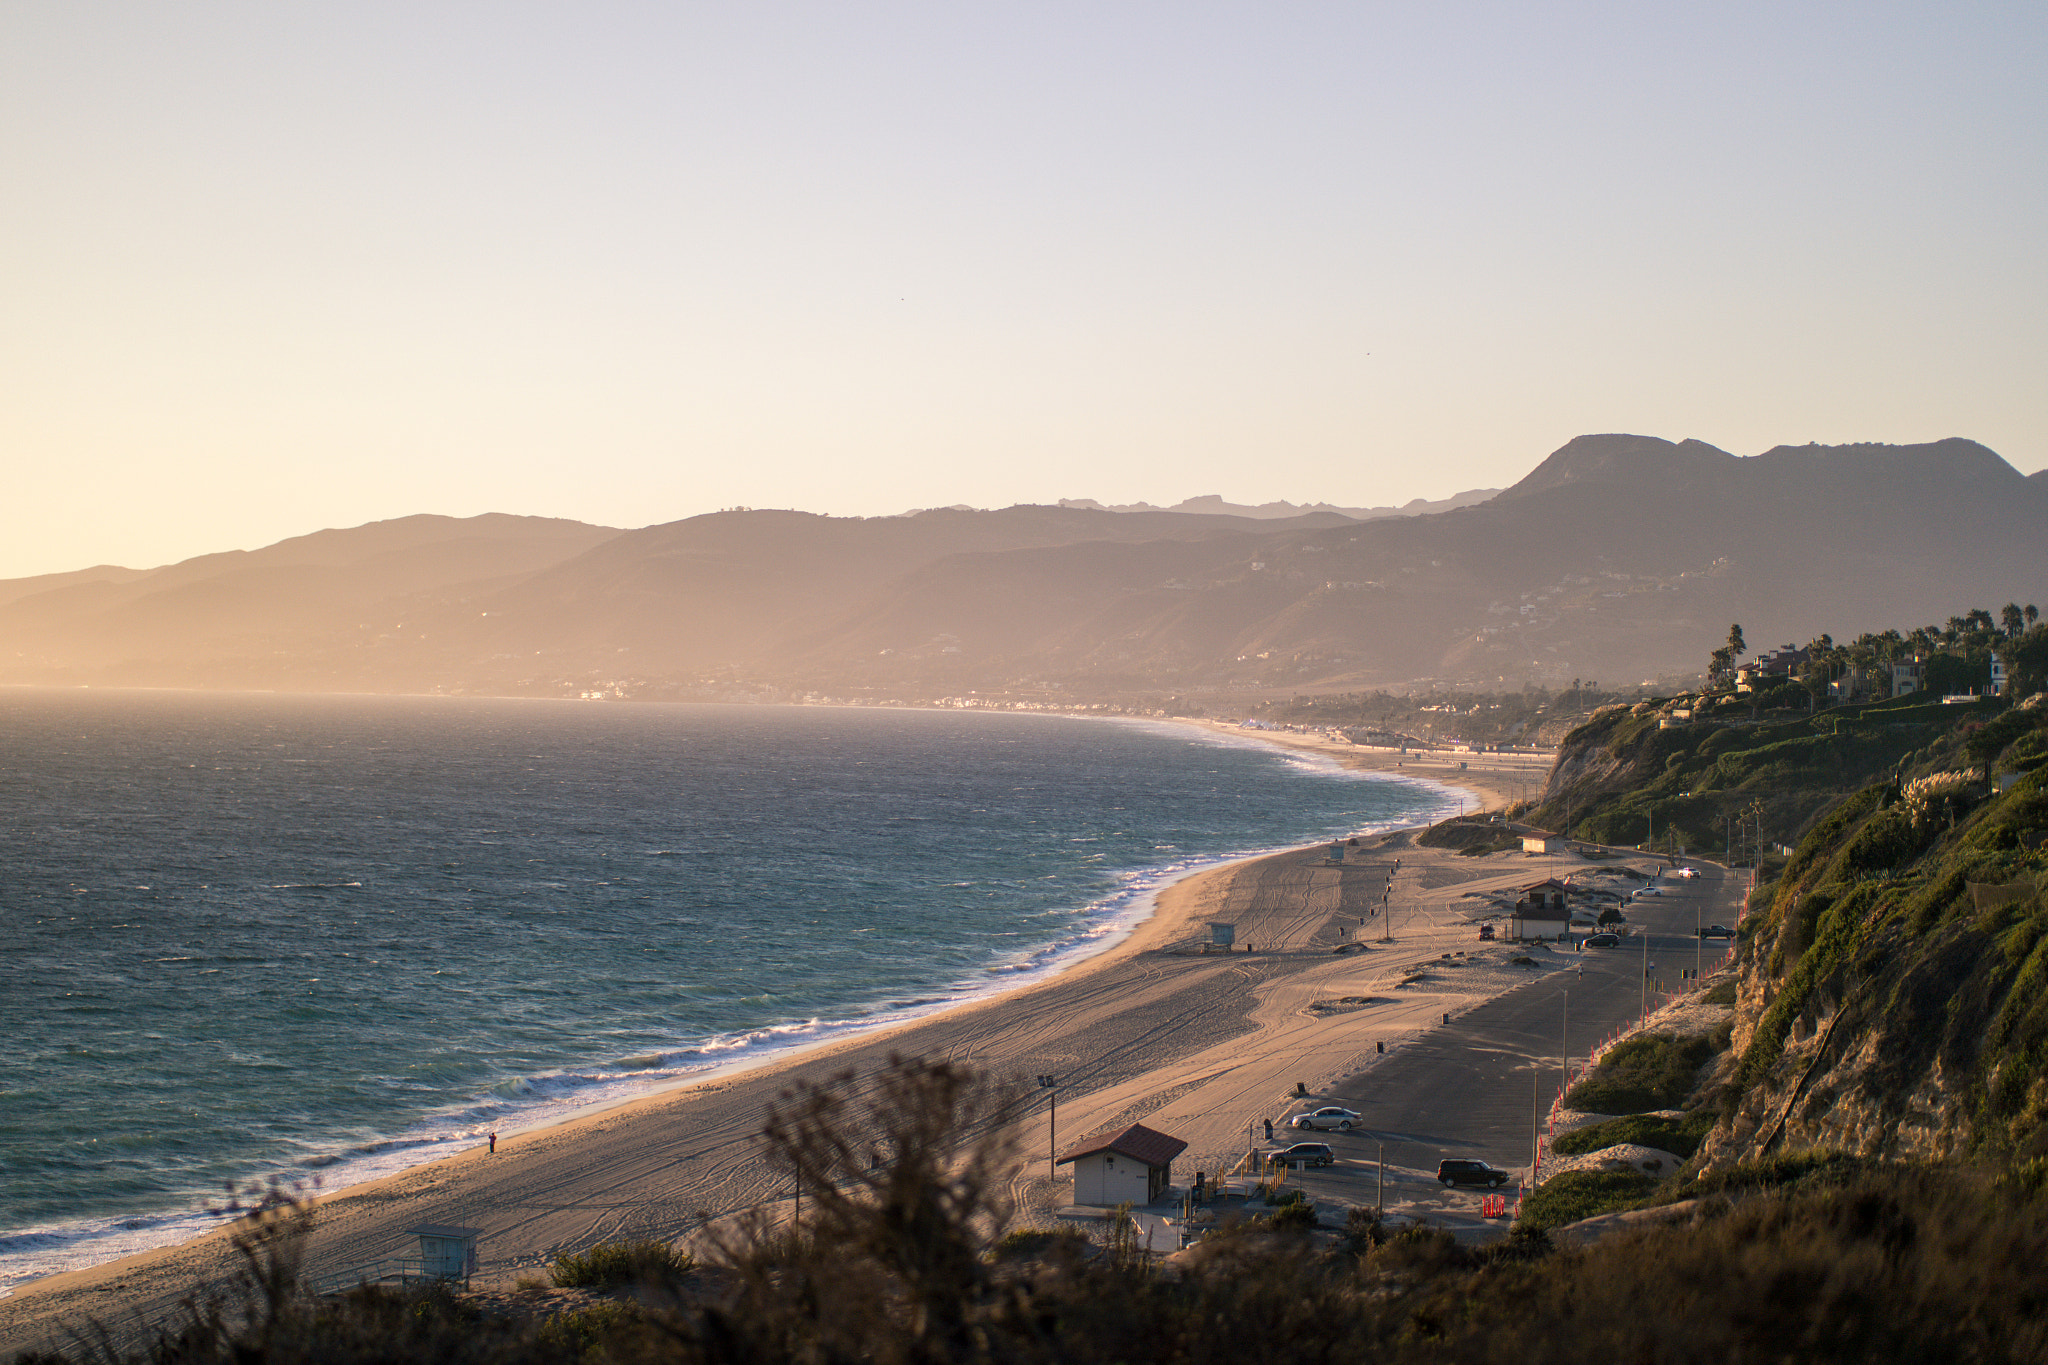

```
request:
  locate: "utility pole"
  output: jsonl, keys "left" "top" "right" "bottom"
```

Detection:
{"left": 1037, "top": 1075, "right": 1058, "bottom": 1180}
{"left": 1377, "top": 1143, "right": 1386, "bottom": 1216}
{"left": 1561, "top": 989, "right": 1569, "bottom": 1106}
{"left": 1530, "top": 1065, "right": 1542, "bottom": 1188}
{"left": 1640, "top": 923, "right": 1650, "bottom": 1021}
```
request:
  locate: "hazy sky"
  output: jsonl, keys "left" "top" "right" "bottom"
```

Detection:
{"left": 5, "top": 2, "right": 2043, "bottom": 578}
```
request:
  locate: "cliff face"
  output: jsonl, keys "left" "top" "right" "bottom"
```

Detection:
{"left": 1698, "top": 741, "right": 2048, "bottom": 1172}
{"left": 1536, "top": 691, "right": 2048, "bottom": 1173}
{"left": 1529, "top": 693, "right": 1948, "bottom": 857}
{"left": 1704, "top": 888, "right": 1993, "bottom": 1170}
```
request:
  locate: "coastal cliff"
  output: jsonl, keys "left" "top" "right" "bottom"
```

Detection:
{"left": 1701, "top": 756, "right": 2048, "bottom": 1171}
{"left": 1535, "top": 689, "right": 2048, "bottom": 1173}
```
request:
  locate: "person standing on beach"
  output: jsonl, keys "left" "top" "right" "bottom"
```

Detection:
{"left": 488, "top": 1132, "right": 497, "bottom": 1154}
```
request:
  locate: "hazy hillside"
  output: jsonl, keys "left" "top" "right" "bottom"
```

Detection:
{"left": 784, "top": 435, "right": 2048, "bottom": 696}
{"left": 0, "top": 514, "right": 621, "bottom": 688}
{"left": 2, "top": 437, "right": 2041, "bottom": 700}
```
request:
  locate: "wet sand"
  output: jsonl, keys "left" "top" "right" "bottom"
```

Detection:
{"left": 0, "top": 732, "right": 1553, "bottom": 1355}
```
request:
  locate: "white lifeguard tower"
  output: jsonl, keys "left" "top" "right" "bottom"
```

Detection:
{"left": 407, "top": 1225, "right": 481, "bottom": 1283}
{"left": 315, "top": 1224, "right": 482, "bottom": 1295}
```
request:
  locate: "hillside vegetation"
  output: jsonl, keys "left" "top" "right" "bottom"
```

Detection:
{"left": 1526, "top": 618, "right": 2048, "bottom": 862}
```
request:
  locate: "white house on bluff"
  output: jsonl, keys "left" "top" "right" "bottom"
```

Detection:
{"left": 1056, "top": 1122, "right": 1188, "bottom": 1207}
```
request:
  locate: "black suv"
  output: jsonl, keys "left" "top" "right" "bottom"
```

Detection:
{"left": 1266, "top": 1142, "right": 1336, "bottom": 1168}
{"left": 1437, "top": 1158, "right": 1509, "bottom": 1188}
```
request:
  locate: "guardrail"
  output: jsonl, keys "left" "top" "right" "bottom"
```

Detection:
{"left": 311, "top": 1256, "right": 469, "bottom": 1297}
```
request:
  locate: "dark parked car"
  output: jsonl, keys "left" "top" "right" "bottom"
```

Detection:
{"left": 1266, "top": 1142, "right": 1336, "bottom": 1168}
{"left": 1699, "top": 923, "right": 1735, "bottom": 938}
{"left": 1583, "top": 933, "right": 1621, "bottom": 948}
{"left": 1438, "top": 1158, "right": 1509, "bottom": 1188}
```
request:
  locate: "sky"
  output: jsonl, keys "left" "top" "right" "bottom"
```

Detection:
{"left": 4, "top": 2, "right": 2044, "bottom": 579}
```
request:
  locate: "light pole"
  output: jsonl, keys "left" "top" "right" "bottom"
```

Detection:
{"left": 1037, "top": 1075, "right": 1057, "bottom": 1180}
{"left": 1561, "top": 989, "right": 1569, "bottom": 1104}
{"left": 1640, "top": 924, "right": 1650, "bottom": 1021}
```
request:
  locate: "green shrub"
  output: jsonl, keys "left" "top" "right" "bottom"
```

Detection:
{"left": 1701, "top": 979, "right": 1738, "bottom": 1005}
{"left": 1550, "top": 1110, "right": 1717, "bottom": 1159}
{"left": 548, "top": 1238, "right": 694, "bottom": 1288}
{"left": 1657, "top": 1150, "right": 1870, "bottom": 1204}
{"left": 1566, "top": 1033, "right": 1717, "bottom": 1113}
{"left": 990, "top": 1226, "right": 1089, "bottom": 1263}
{"left": 534, "top": 1300, "right": 655, "bottom": 1359}
{"left": 1263, "top": 1200, "right": 1317, "bottom": 1232}
{"left": 1516, "top": 1170, "right": 1657, "bottom": 1230}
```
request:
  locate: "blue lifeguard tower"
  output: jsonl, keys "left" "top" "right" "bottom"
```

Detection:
{"left": 315, "top": 1223, "right": 481, "bottom": 1295}
{"left": 407, "top": 1225, "right": 481, "bottom": 1282}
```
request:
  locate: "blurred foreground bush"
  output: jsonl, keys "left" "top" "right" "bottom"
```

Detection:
{"left": 34, "top": 1058, "right": 2048, "bottom": 1365}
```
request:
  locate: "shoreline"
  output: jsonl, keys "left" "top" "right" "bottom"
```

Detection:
{"left": 0, "top": 721, "right": 1460, "bottom": 1296}
{"left": 0, "top": 720, "right": 1549, "bottom": 1352}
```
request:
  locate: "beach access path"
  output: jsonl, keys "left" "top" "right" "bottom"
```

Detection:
{"left": 0, "top": 731, "right": 1564, "bottom": 1355}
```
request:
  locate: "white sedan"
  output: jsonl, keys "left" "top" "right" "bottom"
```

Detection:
{"left": 1289, "top": 1105, "right": 1363, "bottom": 1131}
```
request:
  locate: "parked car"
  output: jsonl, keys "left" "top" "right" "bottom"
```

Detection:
{"left": 1675, "top": 867, "right": 1701, "bottom": 878}
{"left": 1632, "top": 887, "right": 1662, "bottom": 898}
{"left": 1699, "top": 923, "right": 1735, "bottom": 938}
{"left": 1290, "top": 1105, "right": 1362, "bottom": 1131}
{"left": 1437, "top": 1158, "right": 1509, "bottom": 1188}
{"left": 1266, "top": 1142, "right": 1336, "bottom": 1168}
{"left": 1584, "top": 933, "right": 1621, "bottom": 947}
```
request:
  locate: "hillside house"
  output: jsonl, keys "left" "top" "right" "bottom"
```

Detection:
{"left": 1736, "top": 644, "right": 1811, "bottom": 693}
{"left": 1992, "top": 652, "right": 2010, "bottom": 696}
{"left": 1057, "top": 1123, "right": 1188, "bottom": 1208}
{"left": 1892, "top": 659, "right": 1926, "bottom": 698}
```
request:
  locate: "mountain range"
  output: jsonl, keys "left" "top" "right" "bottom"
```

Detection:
{"left": 4, "top": 436, "right": 2043, "bottom": 700}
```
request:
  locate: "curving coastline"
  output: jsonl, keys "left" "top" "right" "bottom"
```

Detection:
{"left": 0, "top": 734, "right": 1547, "bottom": 1355}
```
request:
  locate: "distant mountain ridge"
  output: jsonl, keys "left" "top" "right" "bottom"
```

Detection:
{"left": 2, "top": 438, "right": 2040, "bottom": 699}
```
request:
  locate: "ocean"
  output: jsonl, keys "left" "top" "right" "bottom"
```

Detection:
{"left": 0, "top": 691, "right": 1454, "bottom": 1292}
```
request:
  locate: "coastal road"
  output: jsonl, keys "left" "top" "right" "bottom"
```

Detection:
{"left": 1296, "top": 857, "right": 1747, "bottom": 1223}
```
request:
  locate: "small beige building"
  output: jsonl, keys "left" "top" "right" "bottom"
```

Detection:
{"left": 1522, "top": 830, "right": 1564, "bottom": 854}
{"left": 1056, "top": 1123, "right": 1188, "bottom": 1207}
{"left": 1510, "top": 878, "right": 1573, "bottom": 940}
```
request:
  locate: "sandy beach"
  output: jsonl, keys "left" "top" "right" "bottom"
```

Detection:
{"left": 0, "top": 729, "right": 1557, "bottom": 1355}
